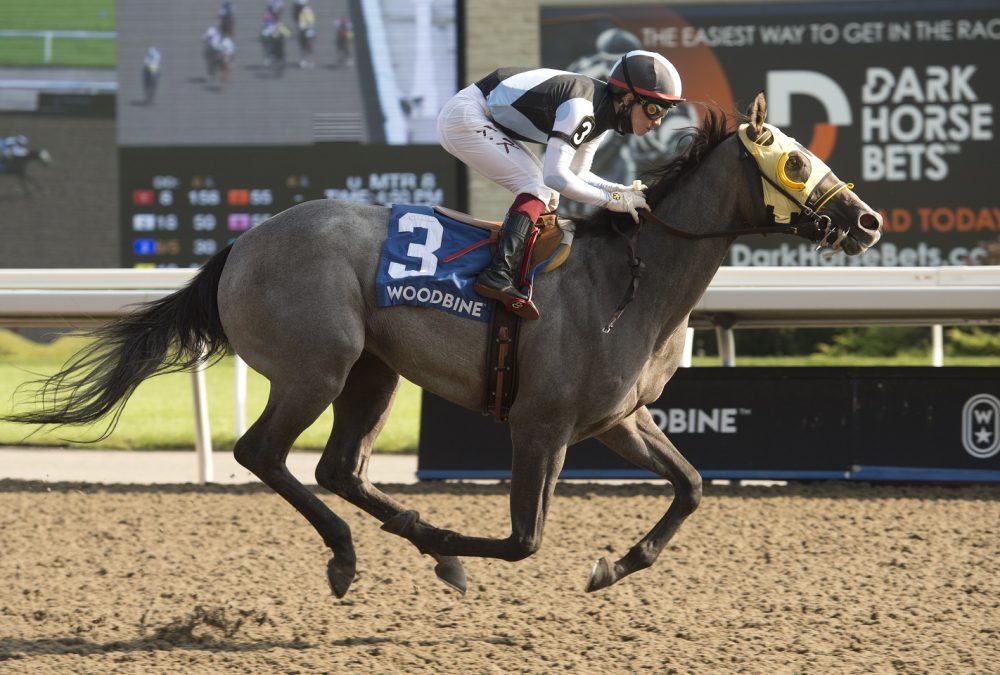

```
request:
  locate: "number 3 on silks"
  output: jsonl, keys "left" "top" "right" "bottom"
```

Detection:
{"left": 387, "top": 213, "right": 443, "bottom": 278}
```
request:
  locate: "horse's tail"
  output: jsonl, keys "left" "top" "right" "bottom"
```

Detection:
{"left": 4, "top": 245, "right": 234, "bottom": 439}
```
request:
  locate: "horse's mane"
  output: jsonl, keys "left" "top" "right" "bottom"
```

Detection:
{"left": 573, "top": 105, "right": 740, "bottom": 238}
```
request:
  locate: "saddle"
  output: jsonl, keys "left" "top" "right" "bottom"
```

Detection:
{"left": 433, "top": 206, "right": 576, "bottom": 423}
{"left": 434, "top": 206, "right": 575, "bottom": 274}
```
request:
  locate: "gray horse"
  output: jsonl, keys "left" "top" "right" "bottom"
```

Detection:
{"left": 5, "top": 94, "right": 881, "bottom": 597}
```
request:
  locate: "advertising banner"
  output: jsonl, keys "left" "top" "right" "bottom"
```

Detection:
{"left": 418, "top": 367, "right": 1000, "bottom": 482}
{"left": 541, "top": 1, "right": 999, "bottom": 267}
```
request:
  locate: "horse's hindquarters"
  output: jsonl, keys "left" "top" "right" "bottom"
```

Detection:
{"left": 217, "top": 200, "right": 376, "bottom": 383}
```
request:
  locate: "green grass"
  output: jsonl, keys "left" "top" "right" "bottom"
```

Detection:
{"left": 1, "top": 0, "right": 115, "bottom": 67}
{"left": 0, "top": 331, "right": 420, "bottom": 452}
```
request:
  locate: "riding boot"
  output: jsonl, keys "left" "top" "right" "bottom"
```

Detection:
{"left": 473, "top": 210, "right": 540, "bottom": 320}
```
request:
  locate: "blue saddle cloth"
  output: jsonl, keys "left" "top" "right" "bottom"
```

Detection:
{"left": 376, "top": 204, "right": 494, "bottom": 322}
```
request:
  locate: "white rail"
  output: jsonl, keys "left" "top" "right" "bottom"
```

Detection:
{"left": 689, "top": 266, "right": 1000, "bottom": 329}
{"left": 2, "top": 266, "right": 997, "bottom": 328}
{"left": 0, "top": 269, "right": 213, "bottom": 480}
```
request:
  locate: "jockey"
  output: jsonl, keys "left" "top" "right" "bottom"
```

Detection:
{"left": 144, "top": 46, "right": 161, "bottom": 72}
{"left": 203, "top": 24, "right": 222, "bottom": 50}
{"left": 296, "top": 0, "right": 316, "bottom": 67}
{"left": 437, "top": 50, "right": 684, "bottom": 320}
{"left": 1, "top": 135, "right": 29, "bottom": 159}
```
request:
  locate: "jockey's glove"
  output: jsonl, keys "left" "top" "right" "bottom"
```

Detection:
{"left": 601, "top": 179, "right": 648, "bottom": 194}
{"left": 605, "top": 189, "right": 649, "bottom": 223}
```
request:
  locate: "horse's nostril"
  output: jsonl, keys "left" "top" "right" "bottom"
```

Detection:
{"left": 859, "top": 211, "right": 881, "bottom": 231}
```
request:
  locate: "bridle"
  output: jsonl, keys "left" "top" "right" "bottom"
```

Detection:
{"left": 602, "top": 124, "right": 856, "bottom": 333}
{"left": 638, "top": 128, "right": 855, "bottom": 247}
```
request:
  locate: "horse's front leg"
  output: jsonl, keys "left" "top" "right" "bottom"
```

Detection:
{"left": 383, "top": 422, "right": 570, "bottom": 568}
{"left": 587, "top": 405, "right": 703, "bottom": 591}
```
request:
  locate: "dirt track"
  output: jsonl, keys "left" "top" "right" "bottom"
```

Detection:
{"left": 0, "top": 480, "right": 996, "bottom": 674}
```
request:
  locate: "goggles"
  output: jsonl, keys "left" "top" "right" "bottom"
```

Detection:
{"left": 619, "top": 56, "right": 680, "bottom": 121}
{"left": 637, "top": 98, "right": 675, "bottom": 120}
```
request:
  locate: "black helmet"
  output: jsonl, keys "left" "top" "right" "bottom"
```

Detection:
{"left": 608, "top": 50, "right": 684, "bottom": 104}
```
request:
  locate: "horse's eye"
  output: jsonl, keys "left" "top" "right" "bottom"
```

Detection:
{"left": 776, "top": 152, "right": 808, "bottom": 191}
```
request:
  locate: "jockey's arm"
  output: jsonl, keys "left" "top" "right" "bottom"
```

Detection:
{"left": 542, "top": 137, "right": 612, "bottom": 208}
{"left": 568, "top": 132, "right": 640, "bottom": 194}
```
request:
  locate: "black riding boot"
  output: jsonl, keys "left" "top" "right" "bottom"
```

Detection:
{"left": 473, "top": 210, "right": 540, "bottom": 320}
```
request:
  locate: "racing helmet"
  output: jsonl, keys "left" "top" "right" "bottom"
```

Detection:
{"left": 608, "top": 50, "right": 684, "bottom": 104}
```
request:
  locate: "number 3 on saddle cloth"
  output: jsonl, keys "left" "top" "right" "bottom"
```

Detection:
{"left": 375, "top": 204, "right": 575, "bottom": 322}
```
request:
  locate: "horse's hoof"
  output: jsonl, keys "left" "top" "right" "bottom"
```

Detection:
{"left": 327, "top": 556, "right": 356, "bottom": 598}
{"left": 585, "top": 557, "right": 617, "bottom": 593}
{"left": 433, "top": 555, "right": 467, "bottom": 595}
{"left": 381, "top": 509, "right": 419, "bottom": 537}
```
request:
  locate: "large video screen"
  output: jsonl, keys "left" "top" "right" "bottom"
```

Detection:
{"left": 116, "top": 0, "right": 461, "bottom": 267}
{"left": 542, "top": 1, "right": 998, "bottom": 267}
{"left": 0, "top": 0, "right": 461, "bottom": 269}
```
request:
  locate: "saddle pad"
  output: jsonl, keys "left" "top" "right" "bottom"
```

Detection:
{"left": 376, "top": 204, "right": 494, "bottom": 322}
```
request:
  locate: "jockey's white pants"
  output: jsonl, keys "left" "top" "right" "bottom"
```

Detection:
{"left": 437, "top": 85, "right": 558, "bottom": 212}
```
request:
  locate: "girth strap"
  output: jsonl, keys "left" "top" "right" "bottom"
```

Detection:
{"left": 483, "top": 306, "right": 521, "bottom": 422}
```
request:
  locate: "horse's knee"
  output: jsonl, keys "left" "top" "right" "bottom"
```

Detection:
{"left": 504, "top": 532, "right": 542, "bottom": 561}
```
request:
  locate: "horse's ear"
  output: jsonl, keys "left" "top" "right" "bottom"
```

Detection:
{"left": 746, "top": 91, "right": 767, "bottom": 139}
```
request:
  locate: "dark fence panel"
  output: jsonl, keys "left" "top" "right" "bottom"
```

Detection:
{"left": 418, "top": 367, "right": 1000, "bottom": 482}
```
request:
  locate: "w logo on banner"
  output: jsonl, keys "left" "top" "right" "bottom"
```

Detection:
{"left": 962, "top": 393, "right": 1000, "bottom": 459}
{"left": 376, "top": 205, "right": 493, "bottom": 322}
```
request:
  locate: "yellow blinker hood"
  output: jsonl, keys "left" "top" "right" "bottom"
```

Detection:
{"left": 737, "top": 122, "right": 839, "bottom": 224}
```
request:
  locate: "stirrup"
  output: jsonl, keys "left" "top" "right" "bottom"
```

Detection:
{"left": 505, "top": 296, "right": 540, "bottom": 321}
{"left": 473, "top": 282, "right": 540, "bottom": 320}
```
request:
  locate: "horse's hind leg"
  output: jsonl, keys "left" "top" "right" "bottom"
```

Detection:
{"left": 234, "top": 382, "right": 358, "bottom": 598}
{"left": 587, "top": 406, "right": 703, "bottom": 592}
{"left": 315, "top": 351, "right": 468, "bottom": 593}
{"left": 382, "top": 423, "right": 571, "bottom": 563}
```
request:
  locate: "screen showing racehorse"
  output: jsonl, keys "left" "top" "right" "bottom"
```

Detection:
{"left": 113, "top": 0, "right": 462, "bottom": 267}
